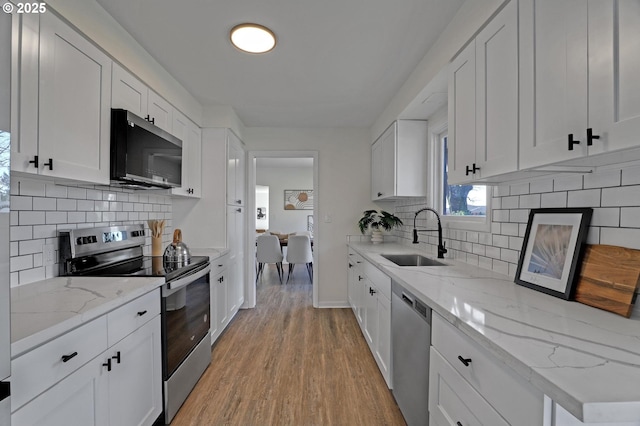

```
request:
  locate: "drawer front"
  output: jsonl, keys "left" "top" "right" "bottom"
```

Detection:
{"left": 431, "top": 313, "right": 543, "bottom": 425}
{"left": 429, "top": 347, "right": 509, "bottom": 426}
{"left": 107, "top": 289, "right": 160, "bottom": 346}
{"left": 210, "top": 254, "right": 228, "bottom": 275}
{"left": 348, "top": 250, "right": 365, "bottom": 268}
{"left": 362, "top": 260, "right": 391, "bottom": 300}
{"left": 12, "top": 315, "right": 108, "bottom": 411}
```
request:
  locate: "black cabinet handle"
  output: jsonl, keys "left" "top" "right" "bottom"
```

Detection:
{"left": 137, "top": 310, "right": 147, "bottom": 316}
{"left": 358, "top": 276, "right": 364, "bottom": 281}
{"left": 43, "top": 158, "right": 53, "bottom": 170}
{"left": 465, "top": 163, "right": 480, "bottom": 176}
{"left": 112, "top": 351, "right": 121, "bottom": 364}
{"left": 236, "top": 199, "right": 242, "bottom": 205}
{"left": 144, "top": 115, "right": 155, "bottom": 124}
{"left": 457, "top": 355, "right": 472, "bottom": 367}
{"left": 377, "top": 192, "right": 383, "bottom": 197}
{"left": 61, "top": 351, "right": 78, "bottom": 363}
{"left": 587, "top": 128, "right": 600, "bottom": 146}
{"left": 103, "top": 358, "right": 112, "bottom": 372}
{"left": 369, "top": 287, "right": 377, "bottom": 295}
{"left": 28, "top": 155, "right": 39, "bottom": 168}
{"left": 457, "top": 422, "right": 463, "bottom": 426}
{"left": 348, "top": 263, "right": 353, "bottom": 268}
{"left": 568, "top": 134, "right": 580, "bottom": 150}
{"left": 236, "top": 208, "right": 242, "bottom": 213}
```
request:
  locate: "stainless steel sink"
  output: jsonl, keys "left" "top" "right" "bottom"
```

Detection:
{"left": 381, "top": 254, "right": 447, "bottom": 267}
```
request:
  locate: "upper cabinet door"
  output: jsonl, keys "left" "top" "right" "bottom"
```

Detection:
{"left": 371, "top": 123, "right": 396, "bottom": 200}
{"left": 227, "top": 131, "right": 245, "bottom": 206}
{"left": 112, "top": 62, "right": 148, "bottom": 118}
{"left": 148, "top": 90, "right": 173, "bottom": 134}
{"left": 519, "top": 0, "right": 588, "bottom": 169}
{"left": 588, "top": 0, "right": 640, "bottom": 155}
{"left": 475, "top": 0, "right": 518, "bottom": 178}
{"left": 448, "top": 40, "right": 476, "bottom": 184}
{"left": 38, "top": 12, "right": 111, "bottom": 184}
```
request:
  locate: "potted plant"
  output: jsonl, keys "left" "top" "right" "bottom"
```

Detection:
{"left": 357, "top": 210, "right": 403, "bottom": 244}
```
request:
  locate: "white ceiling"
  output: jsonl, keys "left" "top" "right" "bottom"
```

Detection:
{"left": 95, "top": 0, "right": 463, "bottom": 128}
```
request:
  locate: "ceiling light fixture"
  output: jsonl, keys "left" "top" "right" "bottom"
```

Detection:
{"left": 230, "top": 23, "right": 276, "bottom": 54}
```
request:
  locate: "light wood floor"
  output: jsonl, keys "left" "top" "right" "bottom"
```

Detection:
{"left": 170, "top": 263, "right": 406, "bottom": 426}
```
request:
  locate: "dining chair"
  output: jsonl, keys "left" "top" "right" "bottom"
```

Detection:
{"left": 256, "top": 234, "right": 284, "bottom": 283}
{"left": 285, "top": 235, "right": 313, "bottom": 283}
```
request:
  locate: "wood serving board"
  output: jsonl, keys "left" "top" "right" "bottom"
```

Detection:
{"left": 574, "top": 244, "right": 640, "bottom": 317}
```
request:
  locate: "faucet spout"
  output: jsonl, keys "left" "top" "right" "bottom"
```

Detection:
{"left": 413, "top": 207, "right": 448, "bottom": 259}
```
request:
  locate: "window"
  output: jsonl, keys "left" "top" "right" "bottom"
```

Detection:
{"left": 442, "top": 134, "right": 487, "bottom": 217}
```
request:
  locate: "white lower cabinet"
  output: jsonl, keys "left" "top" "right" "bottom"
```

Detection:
{"left": 210, "top": 255, "right": 229, "bottom": 345}
{"left": 430, "top": 313, "right": 543, "bottom": 426}
{"left": 346, "top": 250, "right": 391, "bottom": 387}
{"left": 12, "top": 289, "right": 162, "bottom": 426}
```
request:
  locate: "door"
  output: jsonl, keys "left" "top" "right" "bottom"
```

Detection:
{"left": 111, "top": 63, "right": 148, "bottom": 117}
{"left": 447, "top": 40, "right": 476, "bottom": 183}
{"left": 588, "top": 0, "right": 640, "bottom": 156}
{"left": 38, "top": 12, "right": 112, "bottom": 183}
{"left": 108, "top": 318, "right": 162, "bottom": 426}
{"left": 147, "top": 91, "right": 172, "bottom": 134}
{"left": 475, "top": 0, "right": 518, "bottom": 178}
{"left": 519, "top": 0, "right": 588, "bottom": 169}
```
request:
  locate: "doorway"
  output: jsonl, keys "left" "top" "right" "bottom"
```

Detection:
{"left": 246, "top": 151, "right": 319, "bottom": 308}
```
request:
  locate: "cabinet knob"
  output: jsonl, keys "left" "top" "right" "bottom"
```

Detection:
{"left": 61, "top": 351, "right": 78, "bottom": 363}
{"left": 137, "top": 310, "right": 147, "bottom": 316}
{"left": 457, "top": 355, "right": 472, "bottom": 367}
{"left": 236, "top": 208, "right": 242, "bottom": 213}
{"left": 236, "top": 199, "right": 242, "bottom": 204}
{"left": 587, "top": 128, "right": 600, "bottom": 146}
{"left": 28, "top": 155, "right": 39, "bottom": 168}
{"left": 568, "top": 134, "right": 580, "bottom": 150}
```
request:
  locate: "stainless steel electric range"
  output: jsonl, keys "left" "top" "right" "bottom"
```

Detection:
{"left": 59, "top": 224, "right": 211, "bottom": 424}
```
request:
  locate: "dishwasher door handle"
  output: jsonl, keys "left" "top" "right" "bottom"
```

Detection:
{"left": 401, "top": 293, "right": 413, "bottom": 306}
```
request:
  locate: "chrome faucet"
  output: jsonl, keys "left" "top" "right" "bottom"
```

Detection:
{"left": 413, "top": 207, "right": 447, "bottom": 258}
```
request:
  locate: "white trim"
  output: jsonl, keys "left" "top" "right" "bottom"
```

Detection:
{"left": 247, "top": 150, "right": 319, "bottom": 308}
{"left": 428, "top": 107, "right": 491, "bottom": 233}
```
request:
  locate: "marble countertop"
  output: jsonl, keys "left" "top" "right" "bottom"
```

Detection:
{"left": 11, "top": 276, "right": 164, "bottom": 357}
{"left": 348, "top": 242, "right": 640, "bottom": 423}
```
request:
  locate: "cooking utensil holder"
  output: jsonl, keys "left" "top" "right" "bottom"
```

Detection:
{"left": 152, "top": 236, "right": 163, "bottom": 256}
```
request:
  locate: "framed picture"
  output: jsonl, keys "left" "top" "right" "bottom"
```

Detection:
{"left": 257, "top": 207, "right": 267, "bottom": 220}
{"left": 515, "top": 208, "right": 593, "bottom": 300}
{"left": 284, "top": 189, "right": 313, "bottom": 210}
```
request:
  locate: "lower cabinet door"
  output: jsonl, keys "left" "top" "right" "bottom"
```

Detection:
{"left": 108, "top": 317, "right": 162, "bottom": 426}
{"left": 12, "top": 355, "right": 109, "bottom": 426}
{"left": 429, "top": 348, "right": 509, "bottom": 426}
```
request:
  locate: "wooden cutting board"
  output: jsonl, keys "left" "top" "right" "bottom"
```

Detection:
{"left": 574, "top": 244, "right": 640, "bottom": 317}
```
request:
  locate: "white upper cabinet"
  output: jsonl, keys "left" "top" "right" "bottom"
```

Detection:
{"left": 519, "top": 0, "right": 640, "bottom": 169}
{"left": 12, "top": 12, "right": 112, "bottom": 184}
{"left": 111, "top": 63, "right": 174, "bottom": 134}
{"left": 111, "top": 62, "right": 148, "bottom": 118}
{"left": 371, "top": 120, "right": 427, "bottom": 200}
{"left": 448, "top": 0, "right": 518, "bottom": 184}
{"left": 171, "top": 111, "right": 202, "bottom": 198}
{"left": 227, "top": 131, "right": 245, "bottom": 206}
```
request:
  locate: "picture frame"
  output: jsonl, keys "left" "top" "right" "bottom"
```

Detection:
{"left": 514, "top": 208, "right": 593, "bottom": 300}
{"left": 284, "top": 189, "right": 313, "bottom": 210}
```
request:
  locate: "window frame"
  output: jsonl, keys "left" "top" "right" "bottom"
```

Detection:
{"left": 428, "top": 108, "right": 491, "bottom": 232}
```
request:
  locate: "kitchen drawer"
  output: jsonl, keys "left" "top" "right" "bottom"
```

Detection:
{"left": 107, "top": 288, "right": 160, "bottom": 346}
{"left": 348, "top": 249, "right": 365, "bottom": 268}
{"left": 431, "top": 313, "right": 543, "bottom": 425}
{"left": 362, "top": 260, "right": 391, "bottom": 300}
{"left": 429, "top": 347, "right": 509, "bottom": 426}
{"left": 210, "top": 254, "right": 228, "bottom": 275}
{"left": 12, "top": 315, "right": 108, "bottom": 411}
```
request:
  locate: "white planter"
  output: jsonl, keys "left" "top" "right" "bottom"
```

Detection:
{"left": 371, "top": 230, "right": 384, "bottom": 244}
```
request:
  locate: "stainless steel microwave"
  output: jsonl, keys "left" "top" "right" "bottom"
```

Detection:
{"left": 110, "top": 109, "right": 182, "bottom": 189}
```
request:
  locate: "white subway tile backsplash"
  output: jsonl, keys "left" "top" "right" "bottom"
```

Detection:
{"left": 19, "top": 180, "right": 46, "bottom": 196}
{"left": 621, "top": 166, "right": 640, "bottom": 185}
{"left": 510, "top": 183, "right": 530, "bottom": 196}
{"left": 541, "top": 192, "right": 567, "bottom": 208}
{"left": 501, "top": 222, "right": 519, "bottom": 236}
{"left": 87, "top": 189, "right": 102, "bottom": 200}
{"left": 502, "top": 196, "right": 519, "bottom": 209}
{"left": 77, "top": 200, "right": 95, "bottom": 211}
{"left": 493, "top": 260, "right": 509, "bottom": 275}
{"left": 67, "top": 187, "right": 87, "bottom": 199}
{"left": 19, "top": 211, "right": 45, "bottom": 225}
{"left": 529, "top": 178, "right": 553, "bottom": 194}
{"left": 602, "top": 186, "right": 640, "bottom": 207}
{"left": 32, "top": 224, "right": 57, "bottom": 239}
{"left": 584, "top": 170, "right": 621, "bottom": 189}
{"left": 11, "top": 196, "right": 33, "bottom": 210}
{"left": 11, "top": 254, "right": 33, "bottom": 272}
{"left": 620, "top": 207, "right": 640, "bottom": 228}
{"left": 519, "top": 194, "right": 541, "bottom": 209}
{"left": 601, "top": 227, "right": 640, "bottom": 249}
{"left": 46, "top": 211, "right": 67, "bottom": 224}
{"left": 509, "top": 209, "right": 530, "bottom": 223}
{"left": 67, "top": 212, "right": 86, "bottom": 223}
{"left": 19, "top": 267, "right": 45, "bottom": 284}
{"left": 10, "top": 226, "right": 32, "bottom": 241}
{"left": 554, "top": 175, "right": 583, "bottom": 191}
{"left": 485, "top": 246, "right": 501, "bottom": 259}
{"left": 57, "top": 198, "right": 77, "bottom": 211}
{"left": 591, "top": 208, "right": 620, "bottom": 227}
{"left": 500, "top": 248, "right": 519, "bottom": 263}
{"left": 19, "top": 239, "right": 44, "bottom": 256}
{"left": 567, "top": 189, "right": 601, "bottom": 208}
{"left": 45, "top": 183, "right": 68, "bottom": 198}
{"left": 33, "top": 197, "right": 57, "bottom": 211}
{"left": 493, "top": 210, "right": 509, "bottom": 222}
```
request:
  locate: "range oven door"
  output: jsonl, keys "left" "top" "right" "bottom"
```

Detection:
{"left": 161, "top": 264, "right": 211, "bottom": 379}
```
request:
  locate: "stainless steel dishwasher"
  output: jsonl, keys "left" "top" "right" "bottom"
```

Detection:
{"left": 392, "top": 281, "right": 431, "bottom": 426}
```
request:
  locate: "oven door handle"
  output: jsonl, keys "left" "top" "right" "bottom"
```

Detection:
{"left": 166, "top": 263, "right": 211, "bottom": 291}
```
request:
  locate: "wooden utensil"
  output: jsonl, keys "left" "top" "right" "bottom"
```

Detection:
{"left": 574, "top": 244, "right": 640, "bottom": 317}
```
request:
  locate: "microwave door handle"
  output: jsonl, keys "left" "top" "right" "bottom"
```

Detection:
{"left": 166, "top": 264, "right": 211, "bottom": 291}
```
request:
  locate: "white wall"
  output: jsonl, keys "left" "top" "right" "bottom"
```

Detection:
{"left": 243, "top": 127, "right": 376, "bottom": 307}
{"left": 256, "top": 167, "right": 313, "bottom": 234}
